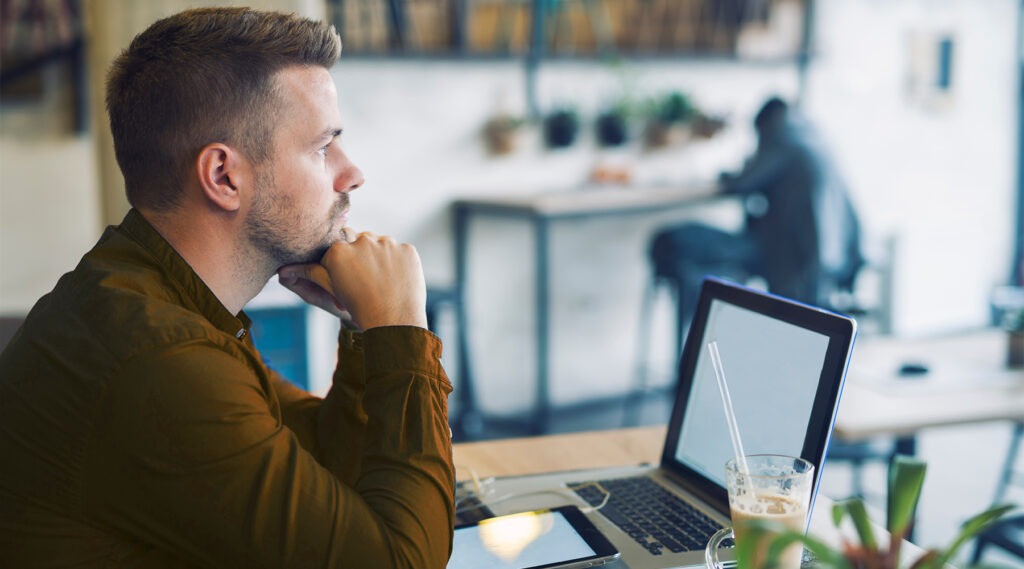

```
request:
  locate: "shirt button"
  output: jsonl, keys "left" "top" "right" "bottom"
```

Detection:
{"left": 236, "top": 329, "right": 247, "bottom": 339}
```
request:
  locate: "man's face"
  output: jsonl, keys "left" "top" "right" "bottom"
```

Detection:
{"left": 246, "top": 65, "right": 364, "bottom": 267}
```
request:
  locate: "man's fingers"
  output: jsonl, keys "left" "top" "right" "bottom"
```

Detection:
{"left": 279, "top": 263, "right": 331, "bottom": 289}
{"left": 277, "top": 263, "right": 347, "bottom": 317}
{"left": 316, "top": 233, "right": 427, "bottom": 330}
{"left": 341, "top": 225, "right": 359, "bottom": 243}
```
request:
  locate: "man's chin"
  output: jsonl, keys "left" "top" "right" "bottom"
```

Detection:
{"left": 309, "top": 244, "right": 332, "bottom": 264}
{"left": 281, "top": 244, "right": 331, "bottom": 268}
{"left": 310, "top": 235, "right": 345, "bottom": 263}
{"left": 284, "top": 231, "right": 344, "bottom": 267}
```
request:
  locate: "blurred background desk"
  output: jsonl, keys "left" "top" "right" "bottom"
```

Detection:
{"left": 836, "top": 330, "right": 1024, "bottom": 441}
{"left": 826, "top": 329, "right": 1024, "bottom": 504}
{"left": 452, "top": 183, "right": 731, "bottom": 437}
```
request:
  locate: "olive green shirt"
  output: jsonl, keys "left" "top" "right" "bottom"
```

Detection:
{"left": 0, "top": 209, "right": 455, "bottom": 568}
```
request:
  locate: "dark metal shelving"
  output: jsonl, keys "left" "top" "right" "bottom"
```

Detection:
{"left": 327, "top": 0, "right": 812, "bottom": 118}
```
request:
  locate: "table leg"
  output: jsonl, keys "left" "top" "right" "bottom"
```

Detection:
{"left": 532, "top": 217, "right": 551, "bottom": 434}
{"left": 894, "top": 435, "right": 917, "bottom": 457}
{"left": 452, "top": 204, "right": 482, "bottom": 439}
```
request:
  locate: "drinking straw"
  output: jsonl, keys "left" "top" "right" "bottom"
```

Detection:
{"left": 707, "top": 341, "right": 751, "bottom": 479}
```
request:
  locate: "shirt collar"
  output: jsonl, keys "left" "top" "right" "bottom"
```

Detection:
{"left": 119, "top": 208, "right": 251, "bottom": 340}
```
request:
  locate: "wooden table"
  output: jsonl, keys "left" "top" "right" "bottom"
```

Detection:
{"left": 453, "top": 425, "right": 665, "bottom": 478}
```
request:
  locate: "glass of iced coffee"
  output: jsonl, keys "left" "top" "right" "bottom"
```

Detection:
{"left": 705, "top": 454, "right": 814, "bottom": 569}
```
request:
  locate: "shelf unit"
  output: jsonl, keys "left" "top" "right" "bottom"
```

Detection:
{"left": 327, "top": 0, "right": 814, "bottom": 116}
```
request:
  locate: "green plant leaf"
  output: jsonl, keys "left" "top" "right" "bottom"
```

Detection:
{"left": 835, "top": 498, "right": 878, "bottom": 551}
{"left": 907, "top": 548, "right": 941, "bottom": 569}
{"left": 658, "top": 92, "right": 694, "bottom": 123}
{"left": 832, "top": 502, "right": 845, "bottom": 527}
{"left": 761, "top": 527, "right": 855, "bottom": 569}
{"left": 887, "top": 455, "right": 927, "bottom": 538}
{"left": 732, "top": 521, "right": 763, "bottom": 568}
{"left": 935, "top": 502, "right": 1016, "bottom": 567}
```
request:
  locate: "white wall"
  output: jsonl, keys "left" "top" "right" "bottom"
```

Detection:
{"left": 806, "top": 0, "right": 1018, "bottom": 334}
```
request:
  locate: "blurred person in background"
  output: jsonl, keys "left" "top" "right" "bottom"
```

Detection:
{"left": 650, "top": 96, "right": 863, "bottom": 332}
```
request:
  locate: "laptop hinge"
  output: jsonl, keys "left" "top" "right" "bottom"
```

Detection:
{"left": 660, "top": 468, "right": 731, "bottom": 518}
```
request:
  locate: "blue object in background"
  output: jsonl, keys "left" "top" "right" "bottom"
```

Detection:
{"left": 247, "top": 306, "right": 309, "bottom": 390}
{"left": 936, "top": 35, "right": 954, "bottom": 91}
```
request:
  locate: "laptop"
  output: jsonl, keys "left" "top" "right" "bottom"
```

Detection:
{"left": 460, "top": 277, "right": 856, "bottom": 568}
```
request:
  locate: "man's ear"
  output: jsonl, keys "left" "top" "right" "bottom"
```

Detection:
{"left": 196, "top": 143, "right": 248, "bottom": 212}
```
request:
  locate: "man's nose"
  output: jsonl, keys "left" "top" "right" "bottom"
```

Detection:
{"left": 336, "top": 160, "right": 364, "bottom": 194}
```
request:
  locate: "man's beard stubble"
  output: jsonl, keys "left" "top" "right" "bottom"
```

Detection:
{"left": 246, "top": 168, "right": 350, "bottom": 269}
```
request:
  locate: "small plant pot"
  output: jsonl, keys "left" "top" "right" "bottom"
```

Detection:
{"left": 596, "top": 112, "right": 628, "bottom": 147}
{"left": 691, "top": 113, "right": 726, "bottom": 139}
{"left": 643, "top": 120, "right": 672, "bottom": 148}
{"left": 483, "top": 118, "right": 520, "bottom": 156}
{"left": 543, "top": 110, "right": 579, "bottom": 148}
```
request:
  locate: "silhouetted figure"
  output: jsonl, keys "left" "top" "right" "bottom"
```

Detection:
{"left": 650, "top": 97, "right": 863, "bottom": 337}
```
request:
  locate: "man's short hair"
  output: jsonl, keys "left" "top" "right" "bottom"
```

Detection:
{"left": 105, "top": 8, "right": 341, "bottom": 211}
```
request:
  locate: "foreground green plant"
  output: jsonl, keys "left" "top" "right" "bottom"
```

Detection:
{"left": 741, "top": 456, "right": 1017, "bottom": 569}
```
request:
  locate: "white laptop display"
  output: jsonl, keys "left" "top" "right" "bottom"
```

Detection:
{"left": 458, "top": 277, "right": 857, "bottom": 569}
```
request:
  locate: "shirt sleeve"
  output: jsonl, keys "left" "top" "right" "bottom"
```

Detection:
{"left": 82, "top": 326, "right": 454, "bottom": 569}
{"left": 267, "top": 328, "right": 372, "bottom": 487}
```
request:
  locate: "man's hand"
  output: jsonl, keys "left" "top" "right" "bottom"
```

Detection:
{"left": 277, "top": 230, "right": 428, "bottom": 331}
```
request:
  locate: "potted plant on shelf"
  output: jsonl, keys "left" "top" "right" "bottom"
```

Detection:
{"left": 482, "top": 113, "right": 524, "bottom": 156}
{"left": 690, "top": 111, "right": 728, "bottom": 139}
{"left": 596, "top": 102, "right": 631, "bottom": 147}
{"left": 543, "top": 107, "right": 580, "bottom": 149}
{"left": 746, "top": 456, "right": 1017, "bottom": 569}
{"left": 643, "top": 91, "right": 694, "bottom": 148}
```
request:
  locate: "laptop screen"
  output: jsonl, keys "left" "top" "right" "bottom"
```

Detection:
{"left": 661, "top": 278, "right": 855, "bottom": 516}
{"left": 674, "top": 299, "right": 829, "bottom": 485}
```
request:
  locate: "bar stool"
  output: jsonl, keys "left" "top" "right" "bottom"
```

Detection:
{"left": 624, "top": 226, "right": 749, "bottom": 427}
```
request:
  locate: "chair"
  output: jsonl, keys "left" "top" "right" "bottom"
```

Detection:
{"left": 970, "top": 422, "right": 1024, "bottom": 564}
{"left": 818, "top": 233, "right": 896, "bottom": 335}
{"left": 824, "top": 434, "right": 916, "bottom": 502}
{"left": 817, "top": 233, "right": 905, "bottom": 503}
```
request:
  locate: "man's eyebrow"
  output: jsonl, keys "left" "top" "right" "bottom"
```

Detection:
{"left": 315, "top": 128, "right": 343, "bottom": 143}
{"left": 311, "top": 128, "right": 344, "bottom": 146}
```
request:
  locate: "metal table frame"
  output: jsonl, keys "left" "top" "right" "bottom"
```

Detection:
{"left": 452, "top": 184, "right": 730, "bottom": 435}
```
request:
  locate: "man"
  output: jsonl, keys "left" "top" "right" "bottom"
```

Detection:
{"left": 650, "top": 97, "right": 863, "bottom": 343}
{"left": 0, "top": 8, "right": 454, "bottom": 568}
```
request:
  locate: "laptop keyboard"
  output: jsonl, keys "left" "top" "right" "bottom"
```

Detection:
{"left": 569, "top": 476, "right": 726, "bottom": 556}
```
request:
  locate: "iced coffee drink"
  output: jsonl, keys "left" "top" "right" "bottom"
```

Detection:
{"left": 709, "top": 455, "right": 813, "bottom": 569}
{"left": 730, "top": 492, "right": 808, "bottom": 569}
